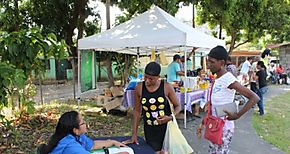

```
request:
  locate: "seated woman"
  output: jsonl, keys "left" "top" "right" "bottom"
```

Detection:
{"left": 39, "top": 111, "right": 128, "bottom": 154}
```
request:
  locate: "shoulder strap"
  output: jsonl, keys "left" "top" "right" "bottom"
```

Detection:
{"left": 207, "top": 81, "right": 215, "bottom": 116}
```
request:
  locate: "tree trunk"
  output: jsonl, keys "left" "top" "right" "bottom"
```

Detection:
{"left": 192, "top": 2, "right": 195, "bottom": 28}
{"left": 105, "top": 0, "right": 114, "bottom": 87}
{"left": 105, "top": 56, "right": 115, "bottom": 87}
{"left": 66, "top": 0, "right": 87, "bottom": 57}
{"left": 219, "top": 22, "right": 222, "bottom": 39}
{"left": 106, "top": 0, "right": 111, "bottom": 30}
{"left": 73, "top": 2, "right": 87, "bottom": 99}
{"left": 228, "top": 31, "right": 237, "bottom": 55}
{"left": 77, "top": 14, "right": 86, "bottom": 39}
{"left": 13, "top": 0, "right": 20, "bottom": 31}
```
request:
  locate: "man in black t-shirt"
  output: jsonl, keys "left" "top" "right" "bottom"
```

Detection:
{"left": 124, "top": 62, "right": 181, "bottom": 153}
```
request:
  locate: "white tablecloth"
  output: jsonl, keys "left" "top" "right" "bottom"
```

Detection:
{"left": 122, "top": 88, "right": 210, "bottom": 113}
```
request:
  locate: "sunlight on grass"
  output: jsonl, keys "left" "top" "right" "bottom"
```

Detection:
{"left": 252, "top": 91, "right": 290, "bottom": 153}
{"left": 36, "top": 100, "right": 144, "bottom": 137}
{"left": 1, "top": 100, "right": 143, "bottom": 153}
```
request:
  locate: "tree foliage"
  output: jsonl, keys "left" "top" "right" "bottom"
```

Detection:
{"left": 18, "top": 0, "right": 101, "bottom": 56}
{"left": 0, "top": 29, "right": 68, "bottom": 77}
{"left": 196, "top": 0, "right": 289, "bottom": 53}
{"left": 0, "top": 0, "right": 26, "bottom": 31}
{"left": 0, "top": 29, "right": 68, "bottom": 108}
{"left": 112, "top": 0, "right": 181, "bottom": 18}
{"left": 0, "top": 62, "right": 25, "bottom": 105}
{"left": 262, "top": 0, "right": 290, "bottom": 43}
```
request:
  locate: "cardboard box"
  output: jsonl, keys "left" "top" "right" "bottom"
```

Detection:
{"left": 95, "top": 95, "right": 113, "bottom": 107}
{"left": 104, "top": 88, "right": 113, "bottom": 97}
{"left": 84, "top": 107, "right": 103, "bottom": 116}
{"left": 110, "top": 86, "right": 124, "bottom": 97}
{"left": 103, "top": 97, "right": 123, "bottom": 112}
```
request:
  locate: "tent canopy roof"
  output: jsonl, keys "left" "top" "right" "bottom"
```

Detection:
{"left": 78, "top": 5, "right": 225, "bottom": 55}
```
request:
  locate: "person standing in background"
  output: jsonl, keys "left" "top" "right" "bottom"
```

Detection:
{"left": 240, "top": 57, "right": 253, "bottom": 85}
{"left": 255, "top": 61, "right": 268, "bottom": 116}
{"left": 167, "top": 54, "right": 184, "bottom": 84}
{"left": 180, "top": 47, "right": 198, "bottom": 76}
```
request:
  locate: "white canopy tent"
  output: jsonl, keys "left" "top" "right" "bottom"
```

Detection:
{"left": 78, "top": 5, "right": 224, "bottom": 52}
{"left": 78, "top": 5, "right": 225, "bottom": 128}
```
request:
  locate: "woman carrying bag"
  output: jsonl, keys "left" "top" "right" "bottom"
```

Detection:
{"left": 197, "top": 46, "right": 260, "bottom": 154}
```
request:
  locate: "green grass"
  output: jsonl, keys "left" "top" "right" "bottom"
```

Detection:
{"left": 0, "top": 100, "right": 143, "bottom": 153}
{"left": 252, "top": 91, "right": 290, "bottom": 153}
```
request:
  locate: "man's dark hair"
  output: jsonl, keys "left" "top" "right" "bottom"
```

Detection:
{"left": 144, "top": 62, "right": 161, "bottom": 76}
{"left": 173, "top": 54, "right": 181, "bottom": 61}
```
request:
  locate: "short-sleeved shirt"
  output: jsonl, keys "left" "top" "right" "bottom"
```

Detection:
{"left": 251, "top": 62, "right": 258, "bottom": 72}
{"left": 240, "top": 60, "right": 251, "bottom": 75}
{"left": 167, "top": 61, "right": 181, "bottom": 83}
{"left": 256, "top": 70, "right": 267, "bottom": 89}
{"left": 211, "top": 72, "right": 237, "bottom": 132}
{"left": 50, "top": 134, "right": 94, "bottom": 154}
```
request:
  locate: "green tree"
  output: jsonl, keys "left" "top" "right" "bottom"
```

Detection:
{"left": 262, "top": 0, "right": 290, "bottom": 43}
{"left": 0, "top": 62, "right": 25, "bottom": 106}
{"left": 18, "top": 0, "right": 101, "bottom": 57}
{"left": 196, "top": 0, "right": 289, "bottom": 54}
{"left": 0, "top": 0, "right": 26, "bottom": 31}
{"left": 112, "top": 0, "right": 180, "bottom": 18}
{"left": 0, "top": 29, "right": 68, "bottom": 109}
{"left": 113, "top": 54, "right": 137, "bottom": 86}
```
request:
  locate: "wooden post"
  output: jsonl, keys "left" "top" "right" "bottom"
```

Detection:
{"left": 39, "top": 73, "right": 44, "bottom": 105}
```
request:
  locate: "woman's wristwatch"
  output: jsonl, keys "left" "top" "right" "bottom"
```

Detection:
{"left": 103, "top": 147, "right": 109, "bottom": 154}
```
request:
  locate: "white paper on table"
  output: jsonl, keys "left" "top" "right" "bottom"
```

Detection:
{"left": 91, "top": 147, "right": 134, "bottom": 154}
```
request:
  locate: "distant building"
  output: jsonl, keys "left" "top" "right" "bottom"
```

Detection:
{"left": 267, "top": 42, "right": 290, "bottom": 70}
{"left": 229, "top": 50, "right": 261, "bottom": 67}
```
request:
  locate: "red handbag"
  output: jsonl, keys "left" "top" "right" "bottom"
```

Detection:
{"left": 203, "top": 82, "right": 225, "bottom": 145}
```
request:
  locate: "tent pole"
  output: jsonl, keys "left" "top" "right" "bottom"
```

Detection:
{"left": 92, "top": 51, "right": 96, "bottom": 89}
{"left": 184, "top": 47, "right": 187, "bottom": 128}
{"left": 77, "top": 48, "right": 81, "bottom": 111}
{"left": 137, "top": 47, "right": 140, "bottom": 76}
